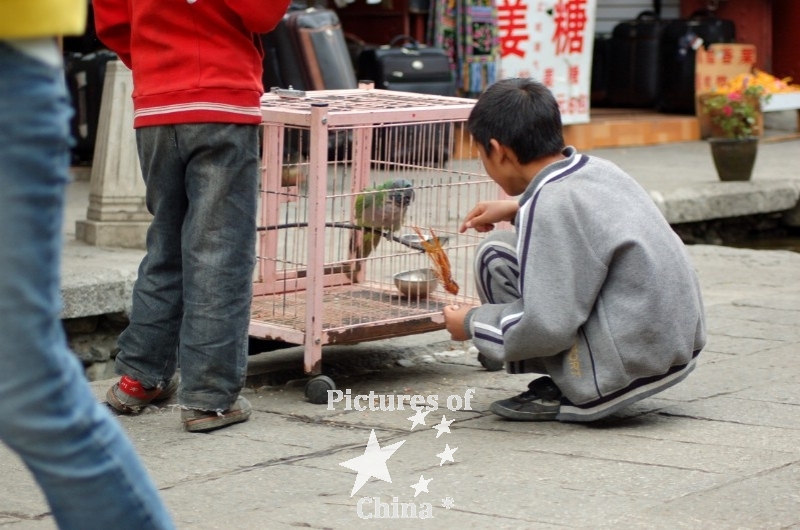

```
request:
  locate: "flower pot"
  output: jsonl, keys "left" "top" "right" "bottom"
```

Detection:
{"left": 708, "top": 137, "right": 759, "bottom": 181}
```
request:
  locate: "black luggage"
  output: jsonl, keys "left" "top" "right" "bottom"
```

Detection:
{"left": 590, "top": 33, "right": 613, "bottom": 107}
{"left": 357, "top": 36, "right": 456, "bottom": 96}
{"left": 357, "top": 35, "right": 454, "bottom": 168}
{"left": 259, "top": 6, "right": 355, "bottom": 163}
{"left": 606, "top": 11, "right": 668, "bottom": 108}
{"left": 657, "top": 11, "right": 735, "bottom": 114}
{"left": 285, "top": 8, "right": 357, "bottom": 90}
{"left": 64, "top": 50, "right": 118, "bottom": 164}
{"left": 260, "top": 17, "right": 308, "bottom": 91}
{"left": 260, "top": 6, "right": 353, "bottom": 92}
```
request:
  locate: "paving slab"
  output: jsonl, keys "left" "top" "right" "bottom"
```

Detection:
{"left": 4, "top": 141, "right": 800, "bottom": 528}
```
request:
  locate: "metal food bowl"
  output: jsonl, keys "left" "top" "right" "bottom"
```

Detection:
{"left": 398, "top": 233, "right": 451, "bottom": 251}
{"left": 393, "top": 268, "right": 439, "bottom": 297}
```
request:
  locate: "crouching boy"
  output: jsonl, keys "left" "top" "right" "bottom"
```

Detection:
{"left": 444, "top": 78, "right": 706, "bottom": 422}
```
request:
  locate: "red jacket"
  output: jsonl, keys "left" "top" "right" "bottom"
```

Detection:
{"left": 94, "top": 0, "right": 289, "bottom": 127}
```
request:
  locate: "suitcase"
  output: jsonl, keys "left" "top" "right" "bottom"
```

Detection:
{"left": 606, "top": 11, "right": 669, "bottom": 108}
{"left": 657, "top": 10, "right": 735, "bottom": 114}
{"left": 358, "top": 35, "right": 454, "bottom": 167}
{"left": 260, "top": 6, "right": 355, "bottom": 163}
{"left": 64, "top": 50, "right": 118, "bottom": 164}
{"left": 285, "top": 8, "right": 357, "bottom": 90}
{"left": 590, "top": 33, "right": 613, "bottom": 107}
{"left": 357, "top": 35, "right": 456, "bottom": 96}
{"left": 259, "top": 0, "right": 331, "bottom": 91}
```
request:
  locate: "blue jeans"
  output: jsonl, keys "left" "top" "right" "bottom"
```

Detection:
{"left": 116, "top": 123, "right": 258, "bottom": 411}
{"left": 0, "top": 42, "right": 174, "bottom": 529}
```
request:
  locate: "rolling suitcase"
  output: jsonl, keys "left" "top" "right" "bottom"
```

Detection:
{"left": 64, "top": 49, "right": 118, "bottom": 164}
{"left": 260, "top": 5, "right": 355, "bottom": 162}
{"left": 590, "top": 33, "right": 613, "bottom": 107}
{"left": 259, "top": 0, "right": 329, "bottom": 91}
{"left": 260, "top": 16, "right": 308, "bottom": 91}
{"left": 657, "top": 10, "right": 735, "bottom": 114}
{"left": 285, "top": 8, "right": 357, "bottom": 90}
{"left": 357, "top": 35, "right": 456, "bottom": 96}
{"left": 606, "top": 11, "right": 669, "bottom": 108}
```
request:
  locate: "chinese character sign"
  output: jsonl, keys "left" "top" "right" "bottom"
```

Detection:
{"left": 695, "top": 44, "right": 757, "bottom": 94}
{"left": 497, "top": 0, "right": 596, "bottom": 124}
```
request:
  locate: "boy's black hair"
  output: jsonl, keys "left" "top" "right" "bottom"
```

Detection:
{"left": 467, "top": 78, "right": 565, "bottom": 165}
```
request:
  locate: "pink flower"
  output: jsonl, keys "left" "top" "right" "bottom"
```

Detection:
{"left": 723, "top": 105, "right": 733, "bottom": 116}
{"left": 728, "top": 91, "right": 742, "bottom": 102}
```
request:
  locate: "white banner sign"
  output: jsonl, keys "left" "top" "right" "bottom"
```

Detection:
{"left": 497, "top": 0, "right": 596, "bottom": 125}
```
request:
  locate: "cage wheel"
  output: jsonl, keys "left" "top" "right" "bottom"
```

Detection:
{"left": 305, "top": 375, "right": 336, "bottom": 404}
{"left": 478, "top": 353, "right": 504, "bottom": 372}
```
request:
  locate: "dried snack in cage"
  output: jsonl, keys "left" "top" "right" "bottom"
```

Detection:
{"left": 412, "top": 226, "right": 459, "bottom": 295}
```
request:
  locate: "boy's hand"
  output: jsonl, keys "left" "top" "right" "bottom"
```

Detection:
{"left": 459, "top": 200, "right": 519, "bottom": 233}
{"left": 443, "top": 304, "right": 473, "bottom": 341}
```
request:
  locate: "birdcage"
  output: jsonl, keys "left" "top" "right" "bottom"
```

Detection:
{"left": 252, "top": 85, "right": 503, "bottom": 402}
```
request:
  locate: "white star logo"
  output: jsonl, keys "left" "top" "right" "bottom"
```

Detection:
{"left": 407, "top": 408, "right": 431, "bottom": 430}
{"left": 436, "top": 444, "right": 458, "bottom": 466}
{"left": 432, "top": 415, "right": 454, "bottom": 438}
{"left": 410, "top": 475, "right": 432, "bottom": 497}
{"left": 339, "top": 429, "right": 405, "bottom": 497}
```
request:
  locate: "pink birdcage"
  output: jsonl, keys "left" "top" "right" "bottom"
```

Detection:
{"left": 252, "top": 84, "right": 503, "bottom": 402}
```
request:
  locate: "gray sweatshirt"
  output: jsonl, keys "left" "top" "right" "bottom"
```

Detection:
{"left": 467, "top": 147, "right": 707, "bottom": 421}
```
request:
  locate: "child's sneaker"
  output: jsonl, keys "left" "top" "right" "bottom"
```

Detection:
{"left": 181, "top": 396, "right": 252, "bottom": 433}
{"left": 490, "top": 376, "right": 561, "bottom": 421}
{"left": 106, "top": 375, "right": 179, "bottom": 414}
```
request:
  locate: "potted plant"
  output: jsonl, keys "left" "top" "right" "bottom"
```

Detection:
{"left": 700, "top": 83, "right": 770, "bottom": 181}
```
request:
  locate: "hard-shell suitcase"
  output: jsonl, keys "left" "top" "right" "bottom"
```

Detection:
{"left": 606, "top": 11, "right": 669, "bottom": 108}
{"left": 657, "top": 11, "right": 735, "bottom": 114}
{"left": 259, "top": 0, "right": 333, "bottom": 92}
{"left": 590, "top": 33, "right": 613, "bottom": 107}
{"left": 285, "top": 8, "right": 357, "bottom": 90}
{"left": 64, "top": 49, "right": 118, "bottom": 164}
{"left": 260, "top": 15, "right": 308, "bottom": 91}
{"left": 357, "top": 36, "right": 456, "bottom": 96}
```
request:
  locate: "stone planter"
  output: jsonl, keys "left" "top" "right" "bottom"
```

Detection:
{"left": 708, "top": 137, "right": 759, "bottom": 181}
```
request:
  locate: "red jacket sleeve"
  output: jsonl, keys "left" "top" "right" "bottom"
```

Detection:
{"left": 93, "top": 0, "right": 133, "bottom": 68}
{"left": 223, "top": 0, "right": 292, "bottom": 34}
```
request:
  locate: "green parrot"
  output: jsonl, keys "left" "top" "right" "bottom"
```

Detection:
{"left": 349, "top": 178, "right": 415, "bottom": 272}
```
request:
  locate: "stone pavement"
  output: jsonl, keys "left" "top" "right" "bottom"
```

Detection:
{"left": 2, "top": 140, "right": 800, "bottom": 529}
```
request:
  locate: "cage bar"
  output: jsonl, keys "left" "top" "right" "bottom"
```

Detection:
{"left": 251, "top": 86, "right": 503, "bottom": 400}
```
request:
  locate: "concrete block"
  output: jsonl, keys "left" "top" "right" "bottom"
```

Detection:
{"left": 658, "top": 180, "right": 800, "bottom": 224}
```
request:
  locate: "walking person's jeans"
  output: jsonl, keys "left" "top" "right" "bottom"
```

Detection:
{"left": 115, "top": 123, "right": 258, "bottom": 411}
{"left": 0, "top": 42, "right": 174, "bottom": 529}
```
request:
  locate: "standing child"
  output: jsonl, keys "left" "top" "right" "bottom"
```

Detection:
{"left": 444, "top": 78, "right": 706, "bottom": 422}
{"left": 94, "top": 0, "right": 290, "bottom": 432}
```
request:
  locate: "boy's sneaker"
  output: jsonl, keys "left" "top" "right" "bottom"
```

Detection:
{"left": 106, "top": 375, "right": 179, "bottom": 414}
{"left": 181, "top": 396, "right": 252, "bottom": 433}
{"left": 490, "top": 377, "right": 562, "bottom": 421}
